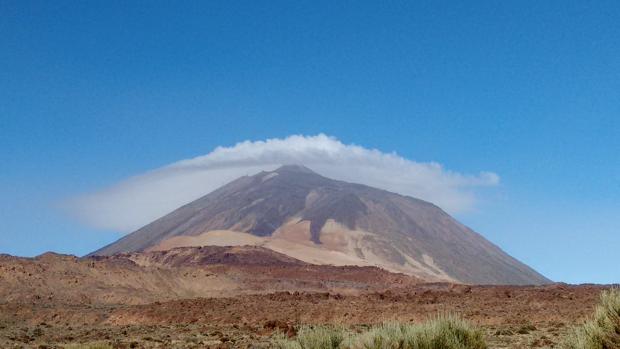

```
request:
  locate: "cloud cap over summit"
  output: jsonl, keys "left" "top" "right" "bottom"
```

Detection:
{"left": 67, "top": 134, "right": 499, "bottom": 232}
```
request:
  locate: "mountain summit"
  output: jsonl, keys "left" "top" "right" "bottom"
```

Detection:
{"left": 92, "top": 165, "right": 549, "bottom": 285}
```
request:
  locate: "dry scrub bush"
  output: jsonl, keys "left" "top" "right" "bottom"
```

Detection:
{"left": 273, "top": 325, "right": 346, "bottom": 349}
{"left": 562, "top": 288, "right": 620, "bottom": 349}
{"left": 64, "top": 343, "right": 113, "bottom": 349}
{"left": 346, "top": 315, "right": 486, "bottom": 349}
{"left": 273, "top": 314, "right": 486, "bottom": 349}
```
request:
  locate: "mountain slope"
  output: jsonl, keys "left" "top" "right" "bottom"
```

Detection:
{"left": 92, "top": 165, "right": 550, "bottom": 285}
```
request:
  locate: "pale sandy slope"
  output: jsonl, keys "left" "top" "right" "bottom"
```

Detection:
{"left": 148, "top": 219, "right": 454, "bottom": 282}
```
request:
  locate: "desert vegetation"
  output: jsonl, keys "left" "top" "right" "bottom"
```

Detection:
{"left": 562, "top": 288, "right": 620, "bottom": 349}
{"left": 273, "top": 315, "right": 487, "bottom": 349}
{"left": 64, "top": 344, "right": 113, "bottom": 349}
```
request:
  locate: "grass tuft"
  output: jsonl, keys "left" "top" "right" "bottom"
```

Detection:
{"left": 273, "top": 325, "right": 347, "bottom": 349}
{"left": 273, "top": 314, "right": 486, "bottom": 349}
{"left": 63, "top": 343, "right": 113, "bottom": 349}
{"left": 562, "top": 288, "right": 620, "bottom": 349}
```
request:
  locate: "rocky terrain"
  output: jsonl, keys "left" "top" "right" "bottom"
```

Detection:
{"left": 0, "top": 246, "right": 420, "bottom": 305}
{"left": 0, "top": 247, "right": 611, "bottom": 348}
{"left": 0, "top": 277, "right": 607, "bottom": 348}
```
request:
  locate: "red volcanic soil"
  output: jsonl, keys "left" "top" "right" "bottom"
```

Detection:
{"left": 107, "top": 284, "right": 602, "bottom": 328}
{"left": 0, "top": 246, "right": 422, "bottom": 305}
{"left": 0, "top": 247, "right": 609, "bottom": 348}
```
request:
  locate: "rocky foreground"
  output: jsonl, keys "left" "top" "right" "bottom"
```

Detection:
{"left": 0, "top": 247, "right": 608, "bottom": 348}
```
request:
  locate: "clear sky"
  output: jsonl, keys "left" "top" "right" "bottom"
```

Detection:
{"left": 1, "top": 1, "right": 618, "bottom": 284}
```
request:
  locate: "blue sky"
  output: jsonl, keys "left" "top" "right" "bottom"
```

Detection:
{"left": 1, "top": 1, "right": 619, "bottom": 284}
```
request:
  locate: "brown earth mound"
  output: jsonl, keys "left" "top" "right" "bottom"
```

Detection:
{"left": 120, "top": 245, "right": 308, "bottom": 267}
{"left": 0, "top": 246, "right": 421, "bottom": 305}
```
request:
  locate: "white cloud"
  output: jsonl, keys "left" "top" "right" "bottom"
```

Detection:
{"left": 66, "top": 134, "right": 499, "bottom": 232}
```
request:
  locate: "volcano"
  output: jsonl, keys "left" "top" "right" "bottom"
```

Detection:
{"left": 91, "top": 165, "right": 549, "bottom": 285}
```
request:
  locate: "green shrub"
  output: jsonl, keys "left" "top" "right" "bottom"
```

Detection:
{"left": 345, "top": 322, "right": 404, "bottom": 349}
{"left": 273, "top": 315, "right": 486, "bottom": 349}
{"left": 273, "top": 325, "right": 347, "bottom": 349}
{"left": 562, "top": 288, "right": 620, "bottom": 349}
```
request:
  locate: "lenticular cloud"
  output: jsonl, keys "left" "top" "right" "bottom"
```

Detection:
{"left": 66, "top": 134, "right": 499, "bottom": 232}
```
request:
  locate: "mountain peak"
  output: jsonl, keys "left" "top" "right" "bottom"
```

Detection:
{"left": 91, "top": 167, "right": 550, "bottom": 285}
{"left": 274, "top": 164, "right": 317, "bottom": 174}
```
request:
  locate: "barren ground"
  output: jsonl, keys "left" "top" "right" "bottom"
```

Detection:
{"left": 0, "top": 248, "right": 609, "bottom": 348}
